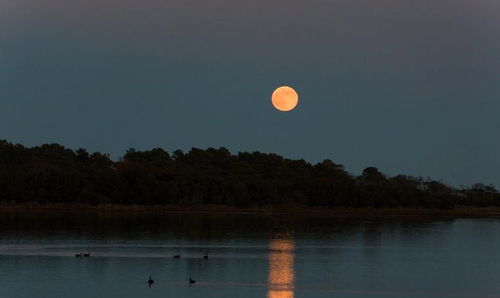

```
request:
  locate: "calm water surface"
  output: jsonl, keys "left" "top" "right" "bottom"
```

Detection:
{"left": 1, "top": 211, "right": 500, "bottom": 298}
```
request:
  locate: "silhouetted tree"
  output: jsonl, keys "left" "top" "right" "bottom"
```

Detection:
{"left": 0, "top": 139, "right": 498, "bottom": 208}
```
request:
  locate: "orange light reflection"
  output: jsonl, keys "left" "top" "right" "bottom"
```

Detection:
{"left": 267, "top": 238, "right": 295, "bottom": 298}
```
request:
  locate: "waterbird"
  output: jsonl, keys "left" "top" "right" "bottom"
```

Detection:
{"left": 148, "top": 276, "right": 154, "bottom": 287}
{"left": 203, "top": 252, "right": 208, "bottom": 260}
{"left": 83, "top": 253, "right": 90, "bottom": 257}
{"left": 189, "top": 278, "right": 196, "bottom": 286}
{"left": 75, "top": 253, "right": 82, "bottom": 257}
{"left": 173, "top": 254, "right": 181, "bottom": 259}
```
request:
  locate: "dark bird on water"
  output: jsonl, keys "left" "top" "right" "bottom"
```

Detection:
{"left": 189, "top": 278, "right": 196, "bottom": 286}
{"left": 148, "top": 276, "right": 154, "bottom": 287}
{"left": 75, "top": 253, "right": 82, "bottom": 257}
{"left": 83, "top": 253, "right": 90, "bottom": 257}
{"left": 173, "top": 254, "right": 181, "bottom": 259}
{"left": 203, "top": 252, "right": 208, "bottom": 260}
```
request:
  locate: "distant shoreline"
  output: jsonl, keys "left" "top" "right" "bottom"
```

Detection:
{"left": 2, "top": 140, "right": 499, "bottom": 210}
{"left": 2, "top": 203, "right": 500, "bottom": 218}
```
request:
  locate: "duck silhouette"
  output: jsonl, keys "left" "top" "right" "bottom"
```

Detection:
{"left": 75, "top": 253, "right": 82, "bottom": 258}
{"left": 83, "top": 253, "right": 90, "bottom": 257}
{"left": 173, "top": 254, "right": 181, "bottom": 259}
{"left": 203, "top": 252, "right": 208, "bottom": 260}
{"left": 189, "top": 278, "right": 196, "bottom": 286}
{"left": 148, "top": 276, "right": 154, "bottom": 287}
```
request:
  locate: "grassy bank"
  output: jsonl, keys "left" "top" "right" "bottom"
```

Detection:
{"left": 2, "top": 202, "right": 500, "bottom": 218}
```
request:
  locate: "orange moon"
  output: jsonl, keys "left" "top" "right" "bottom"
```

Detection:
{"left": 271, "top": 86, "right": 299, "bottom": 112}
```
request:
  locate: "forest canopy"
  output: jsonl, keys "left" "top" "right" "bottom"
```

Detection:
{"left": 0, "top": 140, "right": 498, "bottom": 209}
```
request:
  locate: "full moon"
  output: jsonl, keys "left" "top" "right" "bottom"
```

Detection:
{"left": 271, "top": 86, "right": 299, "bottom": 112}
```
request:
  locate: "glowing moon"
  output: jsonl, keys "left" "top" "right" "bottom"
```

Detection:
{"left": 271, "top": 86, "right": 299, "bottom": 112}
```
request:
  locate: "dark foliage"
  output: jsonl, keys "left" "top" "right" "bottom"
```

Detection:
{"left": 0, "top": 140, "right": 498, "bottom": 208}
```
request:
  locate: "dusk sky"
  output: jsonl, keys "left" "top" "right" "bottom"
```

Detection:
{"left": 1, "top": 0, "right": 499, "bottom": 186}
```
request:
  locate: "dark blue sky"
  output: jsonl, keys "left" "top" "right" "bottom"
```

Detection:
{"left": 1, "top": 0, "right": 499, "bottom": 186}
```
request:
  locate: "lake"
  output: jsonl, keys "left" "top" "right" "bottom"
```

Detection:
{"left": 1, "top": 211, "right": 500, "bottom": 298}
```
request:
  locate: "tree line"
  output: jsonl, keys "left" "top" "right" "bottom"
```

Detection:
{"left": 0, "top": 139, "right": 498, "bottom": 209}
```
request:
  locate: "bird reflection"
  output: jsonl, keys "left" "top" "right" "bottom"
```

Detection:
{"left": 267, "top": 238, "right": 295, "bottom": 298}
